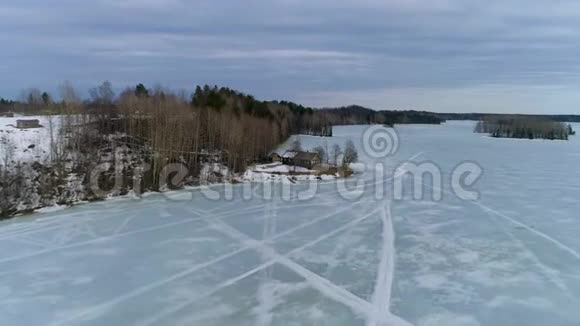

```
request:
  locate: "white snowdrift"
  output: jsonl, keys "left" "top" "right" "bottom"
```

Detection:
{"left": 253, "top": 162, "right": 315, "bottom": 174}
{"left": 243, "top": 163, "right": 338, "bottom": 184}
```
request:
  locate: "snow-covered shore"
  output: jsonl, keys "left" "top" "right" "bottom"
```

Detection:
{"left": 242, "top": 162, "right": 339, "bottom": 184}
{"left": 0, "top": 120, "right": 348, "bottom": 218}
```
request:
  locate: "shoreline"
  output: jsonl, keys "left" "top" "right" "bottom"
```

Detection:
{"left": 3, "top": 167, "right": 349, "bottom": 222}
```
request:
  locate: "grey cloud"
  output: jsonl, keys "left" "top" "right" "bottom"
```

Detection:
{"left": 2, "top": 0, "right": 580, "bottom": 113}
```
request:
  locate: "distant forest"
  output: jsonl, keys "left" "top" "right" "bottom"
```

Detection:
{"left": 5, "top": 92, "right": 580, "bottom": 125}
{"left": 474, "top": 116, "right": 576, "bottom": 140}
{"left": 1, "top": 93, "right": 443, "bottom": 127}
{"left": 318, "top": 105, "right": 443, "bottom": 126}
{"left": 438, "top": 112, "right": 580, "bottom": 123}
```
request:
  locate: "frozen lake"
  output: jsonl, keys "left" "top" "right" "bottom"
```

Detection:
{"left": 1, "top": 122, "right": 580, "bottom": 325}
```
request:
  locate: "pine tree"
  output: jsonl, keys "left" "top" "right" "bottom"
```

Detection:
{"left": 135, "top": 84, "right": 149, "bottom": 98}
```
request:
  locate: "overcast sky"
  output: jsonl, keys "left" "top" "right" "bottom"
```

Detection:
{"left": 2, "top": 0, "right": 580, "bottom": 113}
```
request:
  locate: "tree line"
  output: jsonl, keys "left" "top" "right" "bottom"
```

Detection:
{"left": 474, "top": 116, "right": 576, "bottom": 140}
{"left": 317, "top": 105, "right": 443, "bottom": 126}
{"left": 440, "top": 112, "right": 580, "bottom": 123}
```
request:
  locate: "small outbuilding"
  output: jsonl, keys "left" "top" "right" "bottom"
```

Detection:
{"left": 0, "top": 112, "right": 14, "bottom": 117}
{"left": 16, "top": 119, "right": 40, "bottom": 129}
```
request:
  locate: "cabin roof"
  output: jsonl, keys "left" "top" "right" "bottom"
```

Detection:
{"left": 294, "top": 151, "right": 319, "bottom": 161}
{"left": 282, "top": 151, "right": 320, "bottom": 161}
{"left": 282, "top": 151, "right": 299, "bottom": 159}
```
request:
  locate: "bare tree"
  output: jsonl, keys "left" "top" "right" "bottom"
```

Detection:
{"left": 90, "top": 80, "right": 115, "bottom": 105}
{"left": 290, "top": 138, "right": 303, "bottom": 151}
{"left": 59, "top": 81, "right": 81, "bottom": 107}
{"left": 0, "top": 135, "right": 15, "bottom": 167}
{"left": 331, "top": 144, "right": 342, "bottom": 166}
{"left": 20, "top": 88, "right": 43, "bottom": 106}
{"left": 312, "top": 145, "right": 326, "bottom": 163}
{"left": 342, "top": 140, "right": 358, "bottom": 164}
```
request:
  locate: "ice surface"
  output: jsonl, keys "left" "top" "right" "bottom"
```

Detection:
{"left": 1, "top": 122, "right": 580, "bottom": 325}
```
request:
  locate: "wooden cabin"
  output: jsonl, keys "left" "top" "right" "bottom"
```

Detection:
{"left": 282, "top": 151, "right": 321, "bottom": 169}
{"left": 16, "top": 119, "right": 40, "bottom": 129}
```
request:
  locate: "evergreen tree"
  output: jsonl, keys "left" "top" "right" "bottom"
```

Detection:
{"left": 41, "top": 92, "right": 51, "bottom": 106}
{"left": 135, "top": 84, "right": 149, "bottom": 98}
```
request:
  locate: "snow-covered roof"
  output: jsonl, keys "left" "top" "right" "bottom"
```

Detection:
{"left": 282, "top": 151, "right": 299, "bottom": 158}
{"left": 282, "top": 150, "right": 320, "bottom": 161}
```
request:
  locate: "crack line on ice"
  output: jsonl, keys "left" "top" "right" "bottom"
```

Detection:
{"left": 367, "top": 200, "right": 398, "bottom": 326}
{"left": 142, "top": 206, "right": 404, "bottom": 326}
{"left": 0, "top": 198, "right": 341, "bottom": 264}
{"left": 363, "top": 153, "right": 423, "bottom": 326}
{"left": 0, "top": 201, "right": 167, "bottom": 239}
{"left": 52, "top": 201, "right": 370, "bottom": 325}
{"left": 482, "top": 210, "right": 573, "bottom": 295}
{"left": 212, "top": 216, "right": 373, "bottom": 316}
{"left": 0, "top": 192, "right": 316, "bottom": 242}
{"left": 475, "top": 202, "right": 580, "bottom": 262}
{"left": 0, "top": 217, "right": 207, "bottom": 265}
{"left": 256, "top": 202, "right": 276, "bottom": 326}
{"left": 209, "top": 208, "right": 412, "bottom": 326}
{"left": 422, "top": 181, "right": 580, "bottom": 263}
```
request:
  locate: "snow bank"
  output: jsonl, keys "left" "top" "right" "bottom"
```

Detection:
{"left": 244, "top": 171, "right": 335, "bottom": 184}
{"left": 253, "top": 163, "right": 315, "bottom": 173}
{"left": 349, "top": 162, "right": 366, "bottom": 173}
{"left": 199, "top": 163, "right": 231, "bottom": 185}
{"left": 242, "top": 163, "right": 338, "bottom": 184}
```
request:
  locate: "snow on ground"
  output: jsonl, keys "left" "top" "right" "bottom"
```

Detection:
{"left": 242, "top": 162, "right": 337, "bottom": 184}
{"left": 0, "top": 115, "right": 66, "bottom": 163}
{"left": 0, "top": 116, "right": 50, "bottom": 163}
{"left": 253, "top": 162, "right": 314, "bottom": 174}
{"left": 242, "top": 169, "right": 335, "bottom": 184}
{"left": 1, "top": 123, "right": 580, "bottom": 325}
